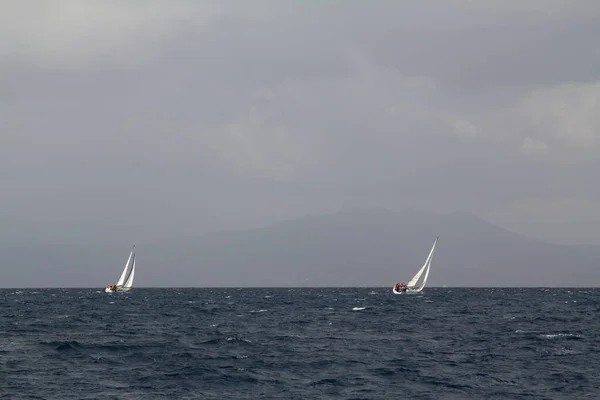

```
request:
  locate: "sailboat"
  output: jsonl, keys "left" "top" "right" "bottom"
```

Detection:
{"left": 105, "top": 246, "right": 136, "bottom": 293}
{"left": 393, "top": 237, "right": 438, "bottom": 295}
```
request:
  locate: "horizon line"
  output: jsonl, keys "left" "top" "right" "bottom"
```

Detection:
{"left": 1, "top": 286, "right": 599, "bottom": 290}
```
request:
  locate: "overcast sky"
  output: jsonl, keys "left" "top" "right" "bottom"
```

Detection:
{"left": 1, "top": 0, "right": 599, "bottom": 246}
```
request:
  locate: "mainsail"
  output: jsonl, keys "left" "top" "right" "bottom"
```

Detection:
{"left": 117, "top": 246, "right": 135, "bottom": 290}
{"left": 123, "top": 251, "right": 135, "bottom": 289}
{"left": 406, "top": 237, "right": 438, "bottom": 290}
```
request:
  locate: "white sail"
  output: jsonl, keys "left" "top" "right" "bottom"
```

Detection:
{"left": 123, "top": 257, "right": 135, "bottom": 289}
{"left": 418, "top": 238, "right": 437, "bottom": 290}
{"left": 412, "top": 237, "right": 437, "bottom": 290}
{"left": 116, "top": 249, "right": 134, "bottom": 287}
{"left": 393, "top": 237, "right": 438, "bottom": 294}
{"left": 417, "top": 247, "right": 434, "bottom": 291}
{"left": 406, "top": 260, "right": 427, "bottom": 288}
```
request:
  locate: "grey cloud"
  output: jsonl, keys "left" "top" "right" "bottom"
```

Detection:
{"left": 1, "top": 0, "right": 599, "bottom": 256}
{"left": 311, "top": 1, "right": 600, "bottom": 90}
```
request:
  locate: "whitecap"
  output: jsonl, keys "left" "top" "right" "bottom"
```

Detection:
{"left": 540, "top": 333, "right": 582, "bottom": 339}
{"left": 227, "top": 337, "right": 252, "bottom": 343}
{"left": 554, "top": 348, "right": 578, "bottom": 355}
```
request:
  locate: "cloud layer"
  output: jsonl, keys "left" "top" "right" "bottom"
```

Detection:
{"left": 1, "top": 0, "right": 599, "bottom": 247}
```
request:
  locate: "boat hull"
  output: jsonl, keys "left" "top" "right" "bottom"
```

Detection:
{"left": 392, "top": 287, "right": 421, "bottom": 295}
{"left": 105, "top": 286, "right": 132, "bottom": 293}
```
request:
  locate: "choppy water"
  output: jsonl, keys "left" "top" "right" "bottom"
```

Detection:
{"left": 1, "top": 288, "right": 599, "bottom": 399}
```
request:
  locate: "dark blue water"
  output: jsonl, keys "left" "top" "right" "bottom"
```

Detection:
{"left": 1, "top": 288, "right": 599, "bottom": 399}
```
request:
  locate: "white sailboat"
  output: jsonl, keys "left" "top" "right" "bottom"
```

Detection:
{"left": 105, "top": 246, "right": 136, "bottom": 293}
{"left": 393, "top": 237, "right": 438, "bottom": 295}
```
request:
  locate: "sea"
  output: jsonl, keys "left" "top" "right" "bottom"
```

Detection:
{"left": 1, "top": 288, "right": 598, "bottom": 399}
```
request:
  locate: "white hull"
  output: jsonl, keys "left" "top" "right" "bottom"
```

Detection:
{"left": 392, "top": 287, "right": 422, "bottom": 295}
{"left": 105, "top": 286, "right": 131, "bottom": 293}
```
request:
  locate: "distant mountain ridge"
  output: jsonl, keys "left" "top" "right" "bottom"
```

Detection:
{"left": 130, "top": 207, "right": 600, "bottom": 287}
{"left": 1, "top": 208, "right": 599, "bottom": 287}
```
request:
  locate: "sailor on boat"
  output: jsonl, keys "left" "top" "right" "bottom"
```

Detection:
{"left": 395, "top": 282, "right": 408, "bottom": 292}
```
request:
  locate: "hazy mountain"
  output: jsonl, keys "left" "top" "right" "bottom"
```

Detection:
{"left": 2, "top": 208, "right": 599, "bottom": 288}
